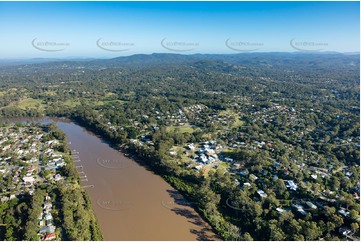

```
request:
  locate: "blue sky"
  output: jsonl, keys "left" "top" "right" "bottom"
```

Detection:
{"left": 0, "top": 1, "right": 359, "bottom": 58}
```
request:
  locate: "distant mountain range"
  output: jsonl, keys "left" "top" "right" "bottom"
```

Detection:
{"left": 0, "top": 52, "right": 359, "bottom": 69}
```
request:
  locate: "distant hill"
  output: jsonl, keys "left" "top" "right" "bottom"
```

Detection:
{"left": 0, "top": 52, "right": 359, "bottom": 71}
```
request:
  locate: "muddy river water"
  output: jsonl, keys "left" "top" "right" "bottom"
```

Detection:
{"left": 3, "top": 117, "right": 219, "bottom": 241}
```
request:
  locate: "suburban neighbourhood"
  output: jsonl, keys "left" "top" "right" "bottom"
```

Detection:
{"left": 0, "top": 122, "right": 102, "bottom": 241}
{"left": 117, "top": 98, "right": 359, "bottom": 240}
{"left": 0, "top": 124, "right": 68, "bottom": 240}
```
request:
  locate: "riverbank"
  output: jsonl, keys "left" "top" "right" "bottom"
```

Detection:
{"left": 1, "top": 116, "right": 221, "bottom": 240}
{"left": 66, "top": 115, "right": 224, "bottom": 239}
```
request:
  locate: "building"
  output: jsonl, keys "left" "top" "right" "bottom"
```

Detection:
{"left": 23, "top": 176, "right": 35, "bottom": 183}
{"left": 194, "top": 165, "right": 203, "bottom": 170}
{"left": 243, "top": 182, "right": 251, "bottom": 188}
{"left": 292, "top": 204, "right": 307, "bottom": 215}
{"left": 339, "top": 227, "right": 352, "bottom": 236}
{"left": 187, "top": 143, "right": 195, "bottom": 150}
{"left": 257, "top": 189, "right": 267, "bottom": 198}
{"left": 306, "top": 201, "right": 317, "bottom": 209}
{"left": 224, "top": 157, "right": 234, "bottom": 162}
{"left": 276, "top": 207, "right": 285, "bottom": 214}
{"left": 198, "top": 154, "right": 208, "bottom": 163}
{"left": 285, "top": 180, "right": 298, "bottom": 191}
{"left": 44, "top": 233, "right": 56, "bottom": 241}
{"left": 249, "top": 174, "right": 258, "bottom": 181}
{"left": 338, "top": 209, "right": 350, "bottom": 217}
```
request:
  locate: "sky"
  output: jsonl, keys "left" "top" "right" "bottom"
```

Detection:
{"left": 0, "top": 1, "right": 359, "bottom": 58}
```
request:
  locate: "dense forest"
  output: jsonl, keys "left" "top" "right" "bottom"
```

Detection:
{"left": 0, "top": 53, "right": 359, "bottom": 240}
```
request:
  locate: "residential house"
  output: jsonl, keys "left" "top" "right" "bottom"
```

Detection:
{"left": 54, "top": 174, "right": 62, "bottom": 181}
{"left": 23, "top": 176, "right": 35, "bottom": 183}
{"left": 249, "top": 174, "right": 258, "bottom": 181}
{"left": 339, "top": 227, "right": 352, "bottom": 236}
{"left": 338, "top": 209, "right": 350, "bottom": 217}
{"left": 285, "top": 180, "right": 298, "bottom": 191}
{"left": 243, "top": 182, "right": 251, "bottom": 188}
{"left": 44, "top": 233, "right": 56, "bottom": 241}
{"left": 257, "top": 189, "right": 267, "bottom": 198}
{"left": 208, "top": 156, "right": 216, "bottom": 163}
{"left": 276, "top": 207, "right": 285, "bottom": 214}
{"left": 194, "top": 165, "right": 203, "bottom": 170}
{"left": 306, "top": 201, "right": 317, "bottom": 209}
{"left": 224, "top": 157, "right": 234, "bottom": 162}
{"left": 187, "top": 143, "right": 195, "bottom": 150}
{"left": 292, "top": 204, "right": 307, "bottom": 215}
{"left": 198, "top": 154, "right": 208, "bottom": 163}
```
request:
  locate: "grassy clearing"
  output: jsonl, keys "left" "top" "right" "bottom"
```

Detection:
{"left": 63, "top": 99, "right": 81, "bottom": 107}
{"left": 181, "top": 155, "right": 193, "bottom": 163}
{"left": 218, "top": 109, "right": 245, "bottom": 129}
{"left": 105, "top": 92, "right": 116, "bottom": 97}
{"left": 0, "top": 88, "right": 18, "bottom": 96}
{"left": 170, "top": 145, "right": 193, "bottom": 163}
{"left": 219, "top": 149, "right": 236, "bottom": 159}
{"left": 220, "top": 162, "right": 231, "bottom": 169}
{"left": 232, "top": 118, "right": 244, "bottom": 128}
{"left": 202, "top": 165, "right": 216, "bottom": 178}
{"left": 123, "top": 92, "right": 135, "bottom": 97}
{"left": 218, "top": 110, "right": 233, "bottom": 117}
{"left": 92, "top": 100, "right": 105, "bottom": 106}
{"left": 166, "top": 125, "right": 194, "bottom": 133}
{"left": 202, "top": 133, "right": 214, "bottom": 139}
{"left": 108, "top": 100, "right": 127, "bottom": 105}
{"left": 43, "top": 91, "right": 57, "bottom": 96}
{"left": 92, "top": 99, "right": 127, "bottom": 107}
{"left": 17, "top": 98, "right": 43, "bottom": 110}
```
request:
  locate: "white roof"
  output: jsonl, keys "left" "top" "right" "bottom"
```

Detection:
{"left": 257, "top": 190, "right": 267, "bottom": 197}
{"left": 23, "top": 176, "right": 35, "bottom": 182}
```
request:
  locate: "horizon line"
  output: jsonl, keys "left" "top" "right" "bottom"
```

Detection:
{"left": 1, "top": 51, "right": 360, "bottom": 60}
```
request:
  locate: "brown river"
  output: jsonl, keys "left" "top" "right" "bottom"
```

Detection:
{"left": 3, "top": 117, "right": 220, "bottom": 241}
